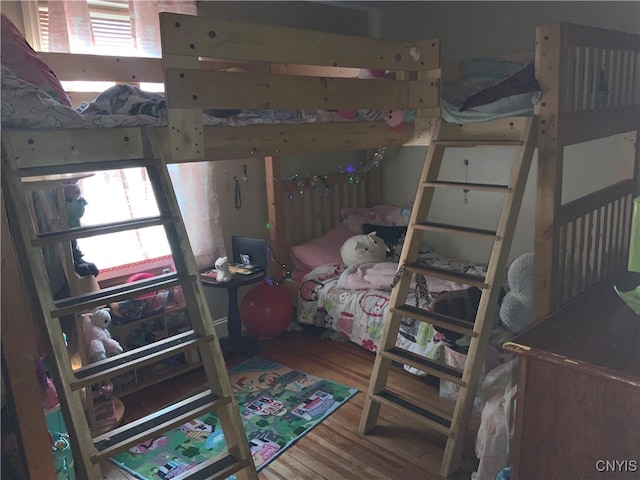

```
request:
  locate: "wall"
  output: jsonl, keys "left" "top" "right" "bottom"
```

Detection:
{"left": 0, "top": 1, "right": 25, "bottom": 31}
{"left": 196, "top": 1, "right": 370, "bottom": 319}
{"left": 376, "top": 1, "right": 639, "bottom": 263}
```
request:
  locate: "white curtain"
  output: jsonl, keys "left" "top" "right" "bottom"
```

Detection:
{"left": 47, "top": 0, "right": 225, "bottom": 270}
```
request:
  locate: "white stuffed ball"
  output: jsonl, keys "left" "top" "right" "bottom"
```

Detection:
{"left": 500, "top": 252, "right": 535, "bottom": 333}
{"left": 340, "top": 232, "right": 388, "bottom": 267}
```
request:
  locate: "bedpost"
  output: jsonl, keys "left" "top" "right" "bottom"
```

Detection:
{"left": 265, "top": 155, "right": 288, "bottom": 279}
{"left": 533, "top": 23, "right": 565, "bottom": 321}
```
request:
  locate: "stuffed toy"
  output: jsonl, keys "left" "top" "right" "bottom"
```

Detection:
{"left": 214, "top": 256, "right": 234, "bottom": 282}
{"left": 64, "top": 183, "right": 87, "bottom": 229}
{"left": 64, "top": 183, "right": 99, "bottom": 277}
{"left": 499, "top": 252, "right": 535, "bottom": 334}
{"left": 340, "top": 232, "right": 389, "bottom": 267}
{"left": 82, "top": 308, "right": 123, "bottom": 363}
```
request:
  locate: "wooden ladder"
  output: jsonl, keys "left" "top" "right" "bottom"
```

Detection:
{"left": 1, "top": 132, "right": 258, "bottom": 480}
{"left": 359, "top": 117, "right": 536, "bottom": 477}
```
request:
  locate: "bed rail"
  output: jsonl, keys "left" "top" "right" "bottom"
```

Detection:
{"left": 534, "top": 22, "right": 640, "bottom": 320}
{"left": 265, "top": 155, "right": 378, "bottom": 278}
{"left": 555, "top": 180, "right": 635, "bottom": 305}
{"left": 535, "top": 23, "right": 639, "bottom": 146}
{"left": 159, "top": 12, "right": 440, "bottom": 162}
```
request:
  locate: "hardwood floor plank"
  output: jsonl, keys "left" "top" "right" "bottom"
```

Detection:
{"left": 101, "top": 328, "right": 479, "bottom": 479}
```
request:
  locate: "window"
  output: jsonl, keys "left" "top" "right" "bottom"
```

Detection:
{"left": 38, "top": 0, "right": 133, "bottom": 55}
{"left": 21, "top": 1, "right": 220, "bottom": 278}
{"left": 32, "top": 1, "right": 171, "bottom": 277}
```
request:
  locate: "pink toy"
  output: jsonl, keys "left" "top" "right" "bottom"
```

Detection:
{"left": 336, "top": 69, "right": 405, "bottom": 129}
{"left": 82, "top": 308, "right": 123, "bottom": 363}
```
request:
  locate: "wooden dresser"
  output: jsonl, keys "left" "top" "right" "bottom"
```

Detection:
{"left": 504, "top": 280, "right": 640, "bottom": 480}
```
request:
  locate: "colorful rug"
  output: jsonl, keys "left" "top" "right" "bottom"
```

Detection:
{"left": 110, "top": 356, "right": 358, "bottom": 479}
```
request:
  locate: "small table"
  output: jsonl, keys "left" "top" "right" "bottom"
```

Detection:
{"left": 201, "top": 269, "right": 267, "bottom": 358}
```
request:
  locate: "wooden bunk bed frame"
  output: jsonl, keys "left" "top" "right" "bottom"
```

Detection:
{"left": 533, "top": 23, "right": 639, "bottom": 320}
{"left": 1, "top": 12, "right": 638, "bottom": 477}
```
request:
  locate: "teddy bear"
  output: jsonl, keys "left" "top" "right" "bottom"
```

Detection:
{"left": 499, "top": 252, "right": 535, "bottom": 334}
{"left": 340, "top": 232, "right": 389, "bottom": 267}
{"left": 214, "top": 256, "right": 234, "bottom": 282}
{"left": 82, "top": 308, "right": 123, "bottom": 363}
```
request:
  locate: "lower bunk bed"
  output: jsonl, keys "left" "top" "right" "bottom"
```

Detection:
{"left": 268, "top": 166, "right": 517, "bottom": 384}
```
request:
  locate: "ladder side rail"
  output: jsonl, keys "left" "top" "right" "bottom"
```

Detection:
{"left": 440, "top": 117, "right": 537, "bottom": 477}
{"left": 141, "top": 134, "right": 256, "bottom": 477}
{"left": 1, "top": 146, "right": 101, "bottom": 479}
{"left": 359, "top": 120, "right": 447, "bottom": 433}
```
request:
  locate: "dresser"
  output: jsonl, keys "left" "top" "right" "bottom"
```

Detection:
{"left": 504, "top": 279, "right": 640, "bottom": 479}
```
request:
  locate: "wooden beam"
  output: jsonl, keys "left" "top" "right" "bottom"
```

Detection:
{"left": 165, "top": 69, "right": 437, "bottom": 110}
{"left": 264, "top": 156, "right": 287, "bottom": 278}
{"left": 559, "top": 106, "right": 640, "bottom": 147}
{"left": 534, "top": 23, "right": 565, "bottom": 320}
{"left": 160, "top": 13, "right": 439, "bottom": 71}
{"left": 1, "top": 198, "right": 57, "bottom": 480}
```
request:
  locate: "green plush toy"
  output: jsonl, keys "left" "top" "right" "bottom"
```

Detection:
{"left": 64, "top": 183, "right": 87, "bottom": 228}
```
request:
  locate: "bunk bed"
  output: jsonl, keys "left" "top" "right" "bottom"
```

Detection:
{"left": 265, "top": 21, "right": 639, "bottom": 335}
{"left": 1, "top": 11, "right": 638, "bottom": 477}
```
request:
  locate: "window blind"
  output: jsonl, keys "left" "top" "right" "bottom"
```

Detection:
{"left": 38, "top": 0, "right": 133, "bottom": 53}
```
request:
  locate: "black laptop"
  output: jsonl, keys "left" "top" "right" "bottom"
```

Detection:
{"left": 230, "top": 236, "right": 267, "bottom": 274}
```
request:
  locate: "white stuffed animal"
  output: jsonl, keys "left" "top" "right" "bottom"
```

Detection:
{"left": 82, "top": 308, "right": 123, "bottom": 363}
{"left": 340, "top": 232, "right": 389, "bottom": 267}
{"left": 214, "top": 256, "right": 234, "bottom": 282}
{"left": 499, "top": 252, "right": 535, "bottom": 334}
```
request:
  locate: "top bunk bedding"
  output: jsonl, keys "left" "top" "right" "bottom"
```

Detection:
{"left": 2, "top": 11, "right": 540, "bottom": 145}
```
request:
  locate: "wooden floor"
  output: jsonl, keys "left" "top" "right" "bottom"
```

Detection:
{"left": 101, "top": 328, "right": 480, "bottom": 479}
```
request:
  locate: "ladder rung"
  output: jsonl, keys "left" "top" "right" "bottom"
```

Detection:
{"left": 433, "top": 139, "right": 523, "bottom": 147}
{"left": 71, "top": 331, "right": 212, "bottom": 390}
{"left": 92, "top": 389, "right": 228, "bottom": 461}
{"left": 383, "top": 347, "right": 465, "bottom": 386}
{"left": 392, "top": 305, "right": 477, "bottom": 337}
{"left": 413, "top": 222, "right": 498, "bottom": 239}
{"left": 423, "top": 181, "right": 510, "bottom": 193}
{"left": 52, "top": 273, "right": 194, "bottom": 316}
{"left": 406, "top": 262, "right": 488, "bottom": 289}
{"left": 177, "top": 453, "right": 250, "bottom": 480}
{"left": 371, "top": 390, "right": 452, "bottom": 436}
{"left": 34, "top": 216, "right": 180, "bottom": 245}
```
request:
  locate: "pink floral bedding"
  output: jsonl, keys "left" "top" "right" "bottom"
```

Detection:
{"left": 296, "top": 252, "right": 486, "bottom": 362}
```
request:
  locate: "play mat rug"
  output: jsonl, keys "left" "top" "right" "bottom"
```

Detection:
{"left": 110, "top": 356, "right": 358, "bottom": 479}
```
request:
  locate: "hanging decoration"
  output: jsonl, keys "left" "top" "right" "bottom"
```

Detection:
{"left": 463, "top": 159, "right": 470, "bottom": 205}
{"left": 339, "top": 147, "right": 387, "bottom": 185}
{"left": 286, "top": 174, "right": 333, "bottom": 198}
{"left": 275, "top": 147, "right": 388, "bottom": 200}
{"left": 234, "top": 176, "right": 242, "bottom": 209}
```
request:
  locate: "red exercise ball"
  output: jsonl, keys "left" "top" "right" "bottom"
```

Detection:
{"left": 240, "top": 283, "right": 293, "bottom": 339}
